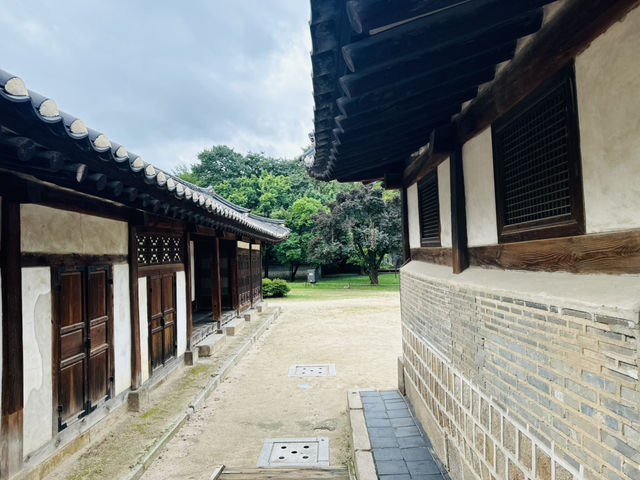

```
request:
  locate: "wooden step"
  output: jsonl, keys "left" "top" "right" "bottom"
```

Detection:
{"left": 219, "top": 466, "right": 350, "bottom": 479}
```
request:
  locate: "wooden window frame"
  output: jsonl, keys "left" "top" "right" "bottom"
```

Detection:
{"left": 492, "top": 62, "right": 585, "bottom": 243}
{"left": 52, "top": 263, "right": 114, "bottom": 433}
{"left": 417, "top": 170, "right": 441, "bottom": 248}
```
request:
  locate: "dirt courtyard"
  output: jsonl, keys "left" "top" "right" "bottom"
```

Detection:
{"left": 142, "top": 291, "right": 401, "bottom": 479}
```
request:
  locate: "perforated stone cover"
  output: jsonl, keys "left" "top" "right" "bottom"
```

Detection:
{"left": 288, "top": 364, "right": 336, "bottom": 377}
{"left": 257, "top": 437, "right": 329, "bottom": 467}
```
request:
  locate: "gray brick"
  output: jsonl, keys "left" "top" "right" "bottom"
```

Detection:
{"left": 373, "top": 448, "right": 403, "bottom": 461}
{"left": 601, "top": 397, "right": 640, "bottom": 424}
{"left": 390, "top": 417, "right": 416, "bottom": 428}
{"left": 398, "top": 436, "right": 426, "bottom": 448}
{"left": 401, "top": 447, "right": 430, "bottom": 461}
{"left": 371, "top": 436, "right": 400, "bottom": 448}
{"left": 601, "top": 431, "right": 640, "bottom": 462}
{"left": 369, "top": 427, "right": 396, "bottom": 438}
{"left": 565, "top": 379, "right": 597, "bottom": 402}
{"left": 527, "top": 375, "right": 550, "bottom": 394}
{"left": 406, "top": 460, "right": 440, "bottom": 475}
{"left": 376, "top": 460, "right": 409, "bottom": 475}
{"left": 367, "top": 417, "right": 392, "bottom": 428}
{"left": 581, "top": 371, "right": 619, "bottom": 395}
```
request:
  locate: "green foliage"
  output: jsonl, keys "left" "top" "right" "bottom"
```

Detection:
{"left": 308, "top": 185, "right": 401, "bottom": 285}
{"left": 262, "top": 278, "right": 290, "bottom": 297}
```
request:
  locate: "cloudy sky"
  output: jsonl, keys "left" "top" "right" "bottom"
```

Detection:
{"left": 1, "top": 1, "right": 313, "bottom": 171}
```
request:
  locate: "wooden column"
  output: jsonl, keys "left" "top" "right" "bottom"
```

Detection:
{"left": 401, "top": 187, "right": 410, "bottom": 264}
{"left": 1, "top": 201, "right": 23, "bottom": 478}
{"left": 249, "top": 242, "right": 254, "bottom": 307}
{"left": 229, "top": 242, "right": 239, "bottom": 313}
{"left": 128, "top": 225, "right": 141, "bottom": 389}
{"left": 450, "top": 146, "right": 469, "bottom": 274}
{"left": 185, "top": 233, "right": 193, "bottom": 349}
{"left": 210, "top": 238, "right": 222, "bottom": 328}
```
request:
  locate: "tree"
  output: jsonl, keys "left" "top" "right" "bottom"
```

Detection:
{"left": 309, "top": 185, "right": 401, "bottom": 285}
{"left": 274, "top": 197, "right": 327, "bottom": 281}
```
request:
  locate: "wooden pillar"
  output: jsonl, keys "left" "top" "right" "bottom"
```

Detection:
{"left": 1, "top": 200, "right": 23, "bottom": 478}
{"left": 249, "top": 242, "right": 254, "bottom": 307}
{"left": 128, "top": 225, "right": 141, "bottom": 389}
{"left": 210, "top": 238, "right": 222, "bottom": 328}
{"left": 401, "top": 187, "right": 410, "bottom": 264}
{"left": 229, "top": 242, "right": 239, "bottom": 313}
{"left": 185, "top": 233, "right": 193, "bottom": 349}
{"left": 450, "top": 146, "right": 469, "bottom": 274}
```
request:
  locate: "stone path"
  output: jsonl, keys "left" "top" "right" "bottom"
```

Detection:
{"left": 361, "top": 391, "right": 448, "bottom": 480}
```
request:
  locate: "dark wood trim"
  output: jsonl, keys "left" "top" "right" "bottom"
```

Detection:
{"left": 185, "top": 233, "right": 193, "bottom": 349}
{"left": 21, "top": 253, "right": 128, "bottom": 268}
{"left": 401, "top": 187, "right": 410, "bottom": 264}
{"left": 249, "top": 241, "right": 254, "bottom": 307}
{"left": 469, "top": 229, "right": 640, "bottom": 275}
{"left": 1, "top": 201, "right": 23, "bottom": 478}
{"left": 128, "top": 225, "right": 142, "bottom": 390}
{"left": 402, "top": 126, "right": 455, "bottom": 188}
{"left": 410, "top": 248, "right": 452, "bottom": 266}
{"left": 137, "top": 264, "right": 184, "bottom": 277}
{"left": 456, "top": 0, "right": 640, "bottom": 146}
{"left": 210, "top": 239, "right": 222, "bottom": 324}
{"left": 450, "top": 146, "right": 469, "bottom": 274}
{"left": 492, "top": 62, "right": 585, "bottom": 243}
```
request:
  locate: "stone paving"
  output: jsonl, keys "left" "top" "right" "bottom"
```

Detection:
{"left": 360, "top": 391, "right": 448, "bottom": 480}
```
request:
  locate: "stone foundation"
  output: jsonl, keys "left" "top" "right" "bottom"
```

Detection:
{"left": 400, "top": 262, "right": 640, "bottom": 480}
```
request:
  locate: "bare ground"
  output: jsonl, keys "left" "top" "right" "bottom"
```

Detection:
{"left": 142, "top": 292, "right": 401, "bottom": 479}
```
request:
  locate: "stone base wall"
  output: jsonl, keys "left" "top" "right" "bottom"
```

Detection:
{"left": 400, "top": 262, "right": 640, "bottom": 480}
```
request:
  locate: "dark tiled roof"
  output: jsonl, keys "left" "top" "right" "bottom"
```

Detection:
{"left": 0, "top": 69, "right": 289, "bottom": 242}
{"left": 307, "top": 0, "right": 555, "bottom": 182}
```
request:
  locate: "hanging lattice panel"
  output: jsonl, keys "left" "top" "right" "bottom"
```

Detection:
{"left": 136, "top": 232, "right": 185, "bottom": 266}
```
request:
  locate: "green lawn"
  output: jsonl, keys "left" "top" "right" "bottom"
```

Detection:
{"left": 270, "top": 272, "right": 400, "bottom": 301}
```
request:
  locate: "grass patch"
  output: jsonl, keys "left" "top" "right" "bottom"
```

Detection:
{"left": 276, "top": 273, "right": 399, "bottom": 301}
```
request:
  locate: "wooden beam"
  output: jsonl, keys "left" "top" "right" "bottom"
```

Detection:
{"left": 210, "top": 239, "right": 222, "bottom": 325}
{"left": 347, "top": 0, "right": 454, "bottom": 34}
{"left": 383, "top": 173, "right": 403, "bottom": 190}
{"left": 456, "top": 0, "right": 640, "bottom": 145}
{"left": 410, "top": 247, "right": 452, "bottom": 266}
{"left": 342, "top": 0, "right": 551, "bottom": 71}
{"left": 402, "top": 125, "right": 455, "bottom": 187}
{"left": 128, "top": 225, "right": 142, "bottom": 390}
{"left": 469, "top": 230, "right": 640, "bottom": 274}
{"left": 21, "top": 253, "right": 128, "bottom": 268}
{"left": 1, "top": 201, "right": 23, "bottom": 478}
{"left": 449, "top": 146, "right": 468, "bottom": 274}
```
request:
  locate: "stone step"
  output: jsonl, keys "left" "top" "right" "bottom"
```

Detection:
{"left": 224, "top": 316, "right": 246, "bottom": 336}
{"left": 196, "top": 332, "right": 226, "bottom": 357}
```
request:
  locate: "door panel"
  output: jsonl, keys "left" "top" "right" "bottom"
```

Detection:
{"left": 148, "top": 272, "right": 177, "bottom": 371}
{"left": 58, "top": 270, "right": 87, "bottom": 422}
{"left": 57, "top": 266, "right": 113, "bottom": 430}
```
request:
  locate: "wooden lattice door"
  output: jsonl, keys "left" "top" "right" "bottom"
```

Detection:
{"left": 148, "top": 273, "right": 177, "bottom": 370}
{"left": 56, "top": 265, "right": 112, "bottom": 430}
{"left": 237, "top": 248, "right": 251, "bottom": 311}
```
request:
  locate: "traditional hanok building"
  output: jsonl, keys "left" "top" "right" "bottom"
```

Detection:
{"left": 0, "top": 69, "right": 288, "bottom": 478}
{"left": 308, "top": 1, "right": 640, "bottom": 479}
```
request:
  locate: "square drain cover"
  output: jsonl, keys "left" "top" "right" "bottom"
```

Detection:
{"left": 288, "top": 364, "right": 336, "bottom": 377}
{"left": 257, "top": 437, "right": 329, "bottom": 467}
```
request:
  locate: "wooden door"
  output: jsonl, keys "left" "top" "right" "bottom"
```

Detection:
{"left": 87, "top": 267, "right": 111, "bottom": 405}
{"left": 237, "top": 249, "right": 251, "bottom": 311}
{"left": 58, "top": 269, "right": 87, "bottom": 426}
{"left": 57, "top": 265, "right": 112, "bottom": 430}
{"left": 148, "top": 273, "right": 176, "bottom": 371}
{"left": 251, "top": 248, "right": 262, "bottom": 302}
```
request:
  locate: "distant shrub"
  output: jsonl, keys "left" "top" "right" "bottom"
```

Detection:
{"left": 262, "top": 278, "right": 290, "bottom": 298}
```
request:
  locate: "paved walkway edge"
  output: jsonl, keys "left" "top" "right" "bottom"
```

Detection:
{"left": 123, "top": 306, "right": 282, "bottom": 480}
{"left": 348, "top": 389, "right": 377, "bottom": 480}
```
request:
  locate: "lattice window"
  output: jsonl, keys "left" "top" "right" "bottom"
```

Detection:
{"left": 492, "top": 63, "right": 584, "bottom": 242}
{"left": 136, "top": 232, "right": 185, "bottom": 266}
{"left": 418, "top": 170, "right": 441, "bottom": 247}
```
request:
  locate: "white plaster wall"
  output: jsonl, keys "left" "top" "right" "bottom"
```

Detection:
{"left": 189, "top": 240, "right": 195, "bottom": 302}
{"left": 176, "top": 271, "right": 187, "bottom": 358}
{"left": 437, "top": 159, "right": 452, "bottom": 248}
{"left": 21, "top": 267, "right": 52, "bottom": 455}
{"left": 576, "top": 6, "right": 640, "bottom": 233}
{"left": 407, "top": 184, "right": 421, "bottom": 249}
{"left": 138, "top": 277, "right": 149, "bottom": 383}
{"left": 112, "top": 264, "right": 131, "bottom": 395}
{"left": 462, "top": 127, "right": 499, "bottom": 246}
{"left": 21, "top": 204, "right": 127, "bottom": 254}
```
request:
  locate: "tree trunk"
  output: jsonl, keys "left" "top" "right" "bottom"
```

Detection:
{"left": 368, "top": 268, "right": 379, "bottom": 285}
{"left": 367, "top": 251, "right": 379, "bottom": 285}
{"left": 291, "top": 263, "right": 300, "bottom": 281}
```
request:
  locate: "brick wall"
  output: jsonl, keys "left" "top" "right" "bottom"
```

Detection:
{"left": 400, "top": 263, "right": 640, "bottom": 480}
